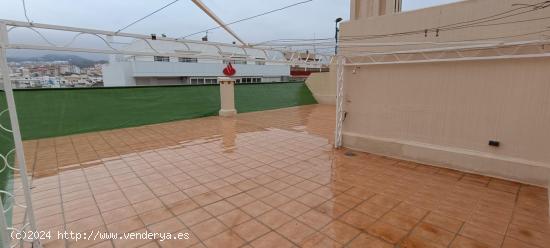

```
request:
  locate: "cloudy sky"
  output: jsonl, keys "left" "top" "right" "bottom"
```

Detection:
{"left": 1, "top": 0, "right": 460, "bottom": 58}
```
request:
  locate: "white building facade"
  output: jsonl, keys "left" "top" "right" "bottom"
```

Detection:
{"left": 102, "top": 39, "right": 291, "bottom": 87}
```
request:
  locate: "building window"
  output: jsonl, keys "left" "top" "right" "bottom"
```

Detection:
{"left": 255, "top": 58, "right": 266, "bottom": 65}
{"left": 189, "top": 78, "right": 218, "bottom": 85}
{"left": 240, "top": 77, "right": 261, "bottom": 84}
{"left": 223, "top": 57, "right": 247, "bottom": 65}
{"left": 234, "top": 59, "right": 247, "bottom": 65}
{"left": 204, "top": 78, "right": 217, "bottom": 85}
{"left": 154, "top": 56, "right": 170, "bottom": 62}
{"left": 179, "top": 57, "right": 198, "bottom": 63}
{"left": 190, "top": 78, "right": 203, "bottom": 85}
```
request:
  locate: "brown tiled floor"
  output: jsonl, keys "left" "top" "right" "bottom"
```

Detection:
{"left": 11, "top": 104, "right": 550, "bottom": 248}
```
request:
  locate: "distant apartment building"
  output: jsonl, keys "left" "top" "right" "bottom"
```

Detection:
{"left": 59, "top": 64, "right": 81, "bottom": 75}
{"left": 8, "top": 60, "right": 104, "bottom": 88}
{"left": 11, "top": 74, "right": 102, "bottom": 88}
{"left": 102, "top": 40, "right": 292, "bottom": 87}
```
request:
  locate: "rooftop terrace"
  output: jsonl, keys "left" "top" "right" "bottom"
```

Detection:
{"left": 10, "top": 104, "right": 549, "bottom": 248}
{"left": 2, "top": 1, "right": 550, "bottom": 247}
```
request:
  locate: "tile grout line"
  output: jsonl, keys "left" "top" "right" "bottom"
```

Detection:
{"left": 393, "top": 207, "right": 431, "bottom": 248}
{"left": 448, "top": 218, "right": 466, "bottom": 248}
{"left": 103, "top": 158, "right": 160, "bottom": 246}
{"left": 105, "top": 130, "right": 209, "bottom": 248}
{"left": 274, "top": 185, "right": 379, "bottom": 247}
{"left": 71, "top": 134, "right": 117, "bottom": 248}
{"left": 166, "top": 150, "right": 337, "bottom": 247}
{"left": 134, "top": 151, "right": 211, "bottom": 248}
{"left": 245, "top": 187, "right": 332, "bottom": 247}
{"left": 237, "top": 178, "right": 343, "bottom": 247}
{"left": 329, "top": 188, "right": 381, "bottom": 248}
{"left": 151, "top": 130, "right": 335, "bottom": 246}
{"left": 498, "top": 183, "right": 523, "bottom": 248}
{"left": 364, "top": 193, "right": 410, "bottom": 247}
{"left": 78, "top": 130, "right": 138, "bottom": 247}
{"left": 207, "top": 164, "right": 328, "bottom": 247}
{"left": 51, "top": 138, "right": 70, "bottom": 248}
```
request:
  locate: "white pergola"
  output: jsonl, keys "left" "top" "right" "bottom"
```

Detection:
{"left": 0, "top": 19, "right": 333, "bottom": 248}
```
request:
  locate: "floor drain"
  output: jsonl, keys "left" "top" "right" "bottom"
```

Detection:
{"left": 344, "top": 151, "right": 356, "bottom": 157}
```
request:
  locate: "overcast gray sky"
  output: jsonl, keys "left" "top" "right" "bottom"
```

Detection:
{"left": 1, "top": 0, "right": 461, "bottom": 58}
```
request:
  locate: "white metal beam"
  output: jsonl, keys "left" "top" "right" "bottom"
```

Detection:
{"left": 0, "top": 19, "right": 246, "bottom": 50}
{"left": 6, "top": 43, "right": 320, "bottom": 66}
{"left": 190, "top": 0, "right": 247, "bottom": 46}
{"left": 1, "top": 19, "right": 332, "bottom": 66}
{"left": 344, "top": 52, "right": 550, "bottom": 66}
{"left": 342, "top": 40, "right": 548, "bottom": 57}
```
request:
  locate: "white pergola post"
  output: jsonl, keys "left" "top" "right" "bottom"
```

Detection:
{"left": 0, "top": 22, "right": 42, "bottom": 248}
{"left": 334, "top": 56, "right": 345, "bottom": 148}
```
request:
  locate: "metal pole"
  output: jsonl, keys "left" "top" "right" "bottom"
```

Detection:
{"left": 0, "top": 22, "right": 41, "bottom": 248}
{"left": 0, "top": 199, "right": 10, "bottom": 248}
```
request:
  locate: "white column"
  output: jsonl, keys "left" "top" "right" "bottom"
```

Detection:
{"left": 218, "top": 77, "right": 237, "bottom": 117}
{"left": 350, "top": 0, "right": 360, "bottom": 20}
{"left": 355, "top": 0, "right": 400, "bottom": 19}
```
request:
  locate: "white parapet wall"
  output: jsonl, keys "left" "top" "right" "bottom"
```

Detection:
{"left": 341, "top": 57, "right": 550, "bottom": 187}
{"left": 304, "top": 63, "right": 337, "bottom": 105}
{"left": 305, "top": 72, "right": 336, "bottom": 105}
{"left": 102, "top": 62, "right": 137, "bottom": 87}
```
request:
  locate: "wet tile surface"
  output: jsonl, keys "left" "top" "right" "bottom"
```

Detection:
{"left": 11, "top": 104, "right": 549, "bottom": 248}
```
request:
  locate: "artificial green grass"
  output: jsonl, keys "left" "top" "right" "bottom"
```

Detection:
{"left": 11, "top": 82, "right": 315, "bottom": 140}
{"left": 235, "top": 82, "right": 317, "bottom": 113}
{"left": 14, "top": 85, "right": 221, "bottom": 140}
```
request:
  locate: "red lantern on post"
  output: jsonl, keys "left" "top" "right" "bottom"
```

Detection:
{"left": 223, "top": 63, "right": 236, "bottom": 77}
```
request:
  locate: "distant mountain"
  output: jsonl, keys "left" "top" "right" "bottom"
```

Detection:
{"left": 7, "top": 54, "right": 107, "bottom": 68}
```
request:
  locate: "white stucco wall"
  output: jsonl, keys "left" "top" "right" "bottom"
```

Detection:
{"left": 102, "top": 63, "right": 136, "bottom": 87}
{"left": 305, "top": 63, "right": 337, "bottom": 105}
